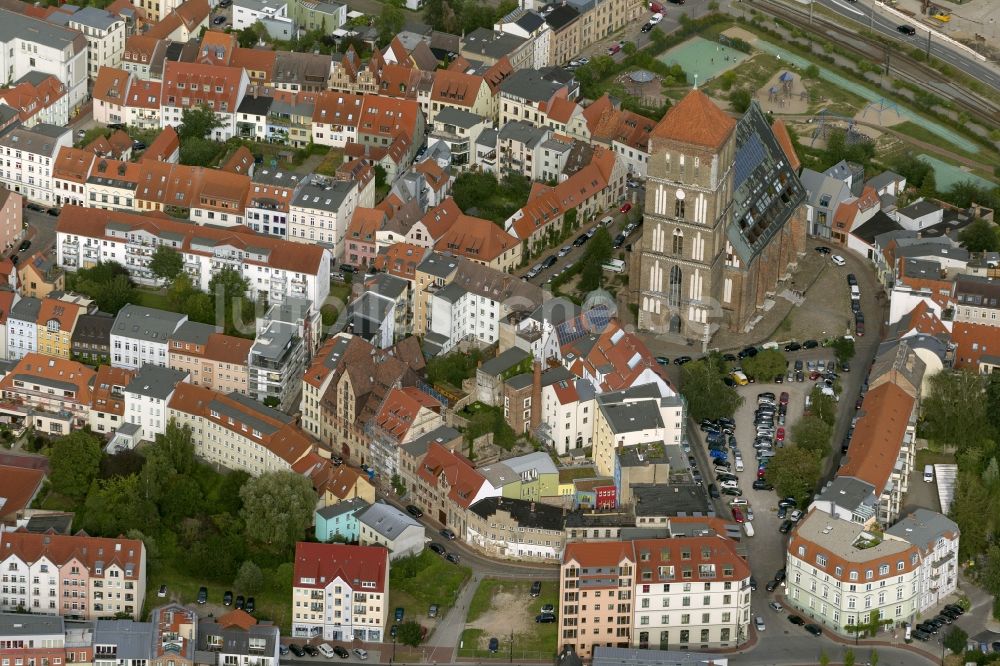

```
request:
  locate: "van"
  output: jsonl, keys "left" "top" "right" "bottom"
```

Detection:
{"left": 924, "top": 465, "right": 934, "bottom": 483}
{"left": 761, "top": 341, "right": 779, "bottom": 351}
{"left": 600, "top": 215, "right": 614, "bottom": 227}
{"left": 850, "top": 285, "right": 861, "bottom": 299}
{"left": 730, "top": 370, "right": 749, "bottom": 386}
{"left": 735, "top": 458, "right": 744, "bottom": 472}
{"left": 729, "top": 498, "right": 748, "bottom": 507}
{"left": 317, "top": 644, "right": 335, "bottom": 659}
{"left": 601, "top": 259, "right": 626, "bottom": 273}
{"left": 742, "top": 522, "right": 755, "bottom": 537}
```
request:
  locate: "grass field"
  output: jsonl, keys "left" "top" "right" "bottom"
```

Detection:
{"left": 134, "top": 287, "right": 172, "bottom": 311}
{"left": 388, "top": 550, "right": 471, "bottom": 626}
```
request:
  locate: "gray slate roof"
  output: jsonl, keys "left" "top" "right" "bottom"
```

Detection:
{"left": 112, "top": 305, "right": 186, "bottom": 343}
{"left": 478, "top": 347, "right": 530, "bottom": 377}
{"left": 316, "top": 496, "right": 370, "bottom": 521}
{"left": 125, "top": 365, "right": 188, "bottom": 400}
{"left": 356, "top": 500, "right": 421, "bottom": 539}
{"left": 468, "top": 496, "right": 564, "bottom": 530}
{"left": 171, "top": 321, "right": 217, "bottom": 346}
{"left": 885, "top": 508, "right": 959, "bottom": 552}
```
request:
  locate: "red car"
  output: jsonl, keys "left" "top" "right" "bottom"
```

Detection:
{"left": 776, "top": 427, "right": 785, "bottom": 442}
{"left": 757, "top": 468, "right": 767, "bottom": 479}
{"left": 779, "top": 392, "right": 789, "bottom": 405}
{"left": 620, "top": 202, "right": 632, "bottom": 213}
{"left": 809, "top": 371, "right": 821, "bottom": 380}
{"left": 732, "top": 507, "right": 744, "bottom": 523}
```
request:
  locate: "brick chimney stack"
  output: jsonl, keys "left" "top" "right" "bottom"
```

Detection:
{"left": 530, "top": 359, "right": 542, "bottom": 431}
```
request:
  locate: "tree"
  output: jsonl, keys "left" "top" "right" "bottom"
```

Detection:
{"left": 149, "top": 245, "right": 184, "bottom": 281}
{"left": 766, "top": 446, "right": 822, "bottom": 504}
{"left": 947, "top": 179, "right": 999, "bottom": 211}
{"left": 218, "top": 469, "right": 252, "bottom": 514}
{"left": 209, "top": 267, "right": 251, "bottom": 334}
{"left": 680, "top": 359, "right": 744, "bottom": 421}
{"left": 791, "top": 415, "right": 832, "bottom": 457}
{"left": 869, "top": 649, "right": 878, "bottom": 666}
{"left": 234, "top": 561, "right": 264, "bottom": 595}
{"left": 49, "top": 430, "right": 103, "bottom": 501}
{"left": 818, "top": 650, "right": 830, "bottom": 666}
{"left": 81, "top": 475, "right": 159, "bottom": 536}
{"left": 921, "top": 371, "right": 995, "bottom": 451}
{"left": 742, "top": 349, "right": 787, "bottom": 381}
{"left": 68, "top": 261, "right": 137, "bottom": 313}
{"left": 829, "top": 336, "right": 855, "bottom": 362}
{"left": 944, "top": 626, "right": 968, "bottom": 655}
{"left": 808, "top": 387, "right": 837, "bottom": 426}
{"left": 843, "top": 649, "right": 855, "bottom": 666}
{"left": 376, "top": 4, "right": 405, "bottom": 46}
{"left": 179, "top": 138, "right": 221, "bottom": 167}
{"left": 396, "top": 621, "right": 423, "bottom": 647}
{"left": 959, "top": 218, "right": 1000, "bottom": 252}
{"left": 239, "top": 471, "right": 317, "bottom": 554}
{"left": 918, "top": 170, "right": 937, "bottom": 199}
{"left": 178, "top": 105, "right": 223, "bottom": 140}
{"left": 729, "top": 88, "right": 752, "bottom": 113}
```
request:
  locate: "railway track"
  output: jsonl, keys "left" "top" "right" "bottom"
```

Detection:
{"left": 752, "top": 0, "right": 1000, "bottom": 132}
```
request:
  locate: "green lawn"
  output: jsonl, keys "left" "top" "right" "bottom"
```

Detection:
{"left": 915, "top": 448, "right": 956, "bottom": 467}
{"left": 458, "top": 579, "right": 559, "bottom": 659}
{"left": 388, "top": 550, "right": 471, "bottom": 625}
{"left": 134, "top": 287, "right": 173, "bottom": 311}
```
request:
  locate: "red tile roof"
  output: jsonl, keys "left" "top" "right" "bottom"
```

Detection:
{"left": 651, "top": 89, "right": 735, "bottom": 148}
{"left": 91, "top": 366, "right": 135, "bottom": 418}
{"left": 216, "top": 609, "right": 257, "bottom": 631}
{"left": 951, "top": 322, "right": 1000, "bottom": 371}
{"left": 771, "top": 118, "right": 801, "bottom": 172}
{"left": 53, "top": 147, "right": 97, "bottom": 184}
{"left": 56, "top": 205, "right": 326, "bottom": 276}
{"left": 431, "top": 70, "right": 484, "bottom": 108}
{"left": 563, "top": 319, "right": 669, "bottom": 392}
{"left": 144, "top": 126, "right": 180, "bottom": 162}
{"left": 0, "top": 353, "right": 96, "bottom": 406}
{"left": 434, "top": 212, "right": 519, "bottom": 264}
{"left": 0, "top": 529, "right": 144, "bottom": 576}
{"left": 417, "top": 442, "right": 487, "bottom": 509}
{"left": 312, "top": 90, "right": 364, "bottom": 124}
{"left": 0, "top": 75, "right": 65, "bottom": 123}
{"left": 374, "top": 387, "right": 441, "bottom": 442}
{"left": 293, "top": 542, "right": 387, "bottom": 592}
{"left": 0, "top": 465, "right": 45, "bottom": 519}
{"left": 162, "top": 61, "right": 245, "bottom": 113}
{"left": 837, "top": 382, "right": 915, "bottom": 493}
{"left": 373, "top": 243, "right": 427, "bottom": 280}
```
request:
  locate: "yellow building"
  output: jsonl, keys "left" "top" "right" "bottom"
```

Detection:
{"left": 17, "top": 253, "right": 65, "bottom": 299}
{"left": 36, "top": 298, "right": 85, "bottom": 359}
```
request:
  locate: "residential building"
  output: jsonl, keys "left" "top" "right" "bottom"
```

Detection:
{"left": 355, "top": 501, "right": 424, "bottom": 559}
{"left": 0, "top": 465, "right": 45, "bottom": 525}
{"left": 637, "top": 91, "right": 806, "bottom": 340}
{"left": 475, "top": 347, "right": 531, "bottom": 406}
{"left": 593, "top": 386, "right": 685, "bottom": 479}
{"left": 300, "top": 334, "right": 425, "bottom": 465}
{"left": 248, "top": 320, "right": 305, "bottom": 411}
{"left": 291, "top": 542, "right": 389, "bottom": 642}
{"left": 288, "top": 0, "right": 346, "bottom": 35}
{"left": 799, "top": 168, "right": 853, "bottom": 239}
{"left": 0, "top": 529, "right": 146, "bottom": 619}
{"left": 168, "top": 382, "right": 315, "bottom": 475}
{"left": 466, "top": 497, "right": 566, "bottom": 561}
{"left": 258, "top": 296, "right": 322, "bottom": 359}
{"left": 288, "top": 178, "right": 359, "bottom": 257}
{"left": 167, "top": 321, "right": 252, "bottom": 395}
{"left": 0, "top": 73, "right": 70, "bottom": 129}
{"left": 0, "top": 613, "right": 93, "bottom": 666}
{"left": 544, "top": 4, "right": 581, "bottom": 68}
{"left": 56, "top": 206, "right": 331, "bottom": 306}
{"left": 0, "top": 11, "right": 88, "bottom": 111}
{"left": 0, "top": 124, "right": 74, "bottom": 206}
{"left": 245, "top": 168, "right": 302, "bottom": 239}
{"left": 402, "top": 442, "right": 500, "bottom": 537}
{"left": 91, "top": 618, "right": 155, "bottom": 666}
{"left": 35, "top": 297, "right": 85, "bottom": 359}
{"left": 428, "top": 69, "right": 496, "bottom": 125}
{"left": 559, "top": 537, "right": 751, "bottom": 658}
{"left": 479, "top": 450, "right": 560, "bottom": 502}
{"left": 429, "top": 108, "right": 490, "bottom": 171}
{"left": 498, "top": 68, "right": 567, "bottom": 127}
{"left": 347, "top": 272, "right": 410, "bottom": 349}
{"left": 88, "top": 365, "right": 134, "bottom": 434}
{"left": 195, "top": 609, "right": 280, "bottom": 666}
{"left": 0, "top": 188, "right": 23, "bottom": 255}
{"left": 233, "top": 0, "right": 290, "bottom": 32}
{"left": 0, "top": 353, "right": 94, "bottom": 433}
{"left": 71, "top": 313, "right": 114, "bottom": 365}
{"left": 17, "top": 254, "right": 65, "bottom": 299}
{"left": 57, "top": 7, "right": 127, "bottom": 81}
{"left": 160, "top": 61, "right": 249, "bottom": 140}
{"left": 122, "top": 364, "right": 189, "bottom": 442}
{"left": 785, "top": 509, "right": 922, "bottom": 635}
{"left": 837, "top": 382, "right": 916, "bottom": 526}
{"left": 149, "top": 604, "right": 197, "bottom": 666}
{"left": 110, "top": 305, "right": 187, "bottom": 370}
{"left": 883, "top": 509, "right": 960, "bottom": 613}
{"left": 366, "top": 385, "right": 443, "bottom": 479}
{"left": 313, "top": 497, "right": 369, "bottom": 543}
{"left": 952, "top": 274, "right": 1000, "bottom": 326}
{"left": 297, "top": 459, "right": 376, "bottom": 508}
{"left": 6, "top": 297, "right": 41, "bottom": 361}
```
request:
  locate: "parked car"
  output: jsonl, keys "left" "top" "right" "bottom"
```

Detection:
{"left": 897, "top": 24, "right": 916, "bottom": 35}
{"left": 406, "top": 505, "right": 423, "bottom": 518}
{"left": 158, "top": 584, "right": 167, "bottom": 598}
{"left": 784, "top": 341, "right": 801, "bottom": 352}
{"left": 302, "top": 645, "right": 318, "bottom": 657}
{"left": 531, "top": 581, "right": 542, "bottom": 597}
{"left": 197, "top": 587, "right": 208, "bottom": 604}
{"left": 352, "top": 649, "right": 368, "bottom": 660}
{"left": 212, "top": 15, "right": 227, "bottom": 25}
{"left": 235, "top": 595, "right": 245, "bottom": 609}
{"left": 620, "top": 202, "right": 632, "bottom": 213}
{"left": 754, "top": 616, "right": 765, "bottom": 632}
{"left": 488, "top": 638, "right": 499, "bottom": 653}
{"left": 779, "top": 520, "right": 793, "bottom": 533}
{"left": 429, "top": 542, "right": 446, "bottom": 555}
{"left": 805, "top": 624, "right": 822, "bottom": 637}
{"left": 446, "top": 553, "right": 461, "bottom": 564}
{"left": 573, "top": 234, "right": 589, "bottom": 247}
{"left": 536, "top": 613, "right": 556, "bottom": 623}
{"left": 288, "top": 645, "right": 305, "bottom": 657}
{"left": 440, "top": 528, "right": 456, "bottom": 540}
{"left": 19, "top": 240, "right": 31, "bottom": 252}
{"left": 429, "top": 604, "right": 439, "bottom": 618}
{"left": 332, "top": 646, "right": 350, "bottom": 659}
{"left": 788, "top": 615, "right": 805, "bottom": 626}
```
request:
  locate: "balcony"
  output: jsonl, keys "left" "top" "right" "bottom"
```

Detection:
{"left": 311, "top": 591, "right": 323, "bottom": 600}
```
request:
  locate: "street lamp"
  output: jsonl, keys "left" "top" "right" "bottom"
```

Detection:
{"left": 391, "top": 633, "right": 397, "bottom": 665}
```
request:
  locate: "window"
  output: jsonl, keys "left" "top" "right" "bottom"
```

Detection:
{"left": 675, "top": 198, "right": 685, "bottom": 219}
{"left": 672, "top": 228, "right": 684, "bottom": 255}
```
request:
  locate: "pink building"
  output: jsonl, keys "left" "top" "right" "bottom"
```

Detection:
{"left": 168, "top": 321, "right": 253, "bottom": 395}
{"left": 0, "top": 188, "right": 23, "bottom": 254}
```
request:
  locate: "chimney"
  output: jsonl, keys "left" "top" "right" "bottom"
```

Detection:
{"left": 530, "top": 359, "right": 542, "bottom": 431}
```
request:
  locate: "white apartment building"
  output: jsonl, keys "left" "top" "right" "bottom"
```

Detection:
{"left": 56, "top": 205, "right": 332, "bottom": 306}
{"left": 0, "top": 124, "right": 73, "bottom": 206}
{"left": 6, "top": 297, "right": 40, "bottom": 361}
{"left": 122, "top": 364, "right": 189, "bottom": 442}
{"left": 291, "top": 543, "right": 389, "bottom": 642}
{"left": 0, "top": 10, "right": 89, "bottom": 111}
{"left": 110, "top": 305, "right": 187, "bottom": 370}
{"left": 167, "top": 382, "right": 314, "bottom": 476}
{"left": 288, "top": 179, "right": 359, "bottom": 258}
{"left": 539, "top": 372, "right": 596, "bottom": 455}
{"left": 559, "top": 537, "right": 751, "bottom": 659}
{"left": 884, "top": 509, "right": 960, "bottom": 614}
{"left": 785, "top": 509, "right": 924, "bottom": 634}
{"left": 62, "top": 8, "right": 127, "bottom": 80}
{"left": 0, "top": 531, "right": 146, "bottom": 620}
{"left": 233, "top": 0, "right": 289, "bottom": 30}
{"left": 160, "top": 62, "right": 249, "bottom": 141}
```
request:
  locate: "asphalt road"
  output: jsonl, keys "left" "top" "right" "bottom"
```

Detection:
{"left": 812, "top": 0, "right": 1000, "bottom": 91}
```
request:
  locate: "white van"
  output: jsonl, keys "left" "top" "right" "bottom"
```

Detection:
{"left": 924, "top": 465, "right": 935, "bottom": 483}
{"left": 743, "top": 522, "right": 755, "bottom": 537}
{"left": 761, "top": 341, "right": 779, "bottom": 351}
{"left": 850, "top": 285, "right": 861, "bottom": 299}
{"left": 735, "top": 458, "right": 745, "bottom": 472}
{"left": 729, "top": 498, "right": 749, "bottom": 507}
{"left": 317, "top": 644, "right": 335, "bottom": 659}
{"left": 600, "top": 215, "right": 614, "bottom": 227}
{"left": 602, "top": 259, "right": 626, "bottom": 273}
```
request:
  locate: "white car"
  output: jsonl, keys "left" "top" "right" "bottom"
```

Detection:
{"left": 746, "top": 506, "right": 755, "bottom": 521}
{"left": 831, "top": 254, "right": 846, "bottom": 266}
{"left": 558, "top": 246, "right": 572, "bottom": 257}
{"left": 649, "top": 12, "right": 663, "bottom": 24}
{"left": 790, "top": 509, "right": 803, "bottom": 522}
{"left": 719, "top": 480, "right": 739, "bottom": 490}
{"left": 769, "top": 601, "right": 784, "bottom": 613}
{"left": 755, "top": 616, "right": 765, "bottom": 632}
